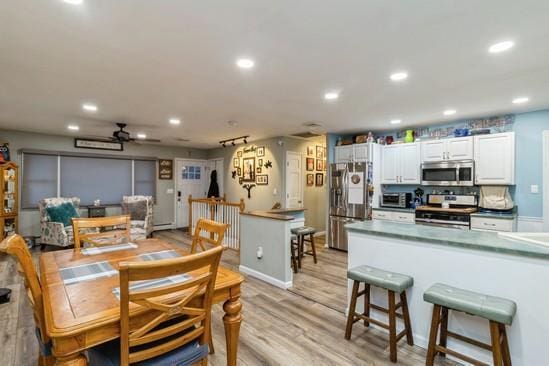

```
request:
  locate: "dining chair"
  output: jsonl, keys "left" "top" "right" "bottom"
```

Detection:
{"left": 87, "top": 245, "right": 224, "bottom": 366}
{"left": 0, "top": 234, "right": 54, "bottom": 366}
{"left": 190, "top": 218, "right": 228, "bottom": 254}
{"left": 72, "top": 215, "right": 131, "bottom": 249}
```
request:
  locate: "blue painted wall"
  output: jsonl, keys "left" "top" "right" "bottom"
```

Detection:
{"left": 328, "top": 109, "right": 549, "bottom": 218}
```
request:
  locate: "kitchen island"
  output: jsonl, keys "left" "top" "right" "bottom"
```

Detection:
{"left": 346, "top": 220, "right": 549, "bottom": 365}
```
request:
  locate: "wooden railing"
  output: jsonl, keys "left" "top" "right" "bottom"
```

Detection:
{"left": 188, "top": 195, "right": 245, "bottom": 250}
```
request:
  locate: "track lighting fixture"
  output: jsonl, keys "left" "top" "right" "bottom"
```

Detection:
{"left": 219, "top": 135, "right": 250, "bottom": 148}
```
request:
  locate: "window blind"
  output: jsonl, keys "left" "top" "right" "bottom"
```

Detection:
{"left": 21, "top": 153, "right": 58, "bottom": 209}
{"left": 134, "top": 160, "right": 157, "bottom": 197}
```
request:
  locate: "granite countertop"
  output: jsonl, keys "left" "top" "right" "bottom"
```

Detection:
{"left": 267, "top": 208, "right": 306, "bottom": 214}
{"left": 470, "top": 207, "right": 518, "bottom": 220}
{"left": 373, "top": 207, "right": 416, "bottom": 213}
{"left": 345, "top": 220, "right": 549, "bottom": 260}
{"left": 241, "top": 211, "right": 294, "bottom": 221}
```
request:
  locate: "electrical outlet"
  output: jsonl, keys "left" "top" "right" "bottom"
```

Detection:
{"left": 531, "top": 185, "right": 539, "bottom": 194}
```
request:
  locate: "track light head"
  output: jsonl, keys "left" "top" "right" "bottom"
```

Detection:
{"left": 244, "top": 138, "right": 248, "bottom": 144}
{"left": 222, "top": 142, "right": 226, "bottom": 148}
{"left": 231, "top": 141, "right": 235, "bottom": 146}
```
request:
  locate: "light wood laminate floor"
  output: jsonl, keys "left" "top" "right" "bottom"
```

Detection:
{"left": 0, "top": 230, "right": 459, "bottom": 365}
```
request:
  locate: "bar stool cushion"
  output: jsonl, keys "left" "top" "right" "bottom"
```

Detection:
{"left": 347, "top": 265, "right": 413, "bottom": 293}
{"left": 291, "top": 226, "right": 316, "bottom": 236}
{"left": 423, "top": 283, "right": 517, "bottom": 325}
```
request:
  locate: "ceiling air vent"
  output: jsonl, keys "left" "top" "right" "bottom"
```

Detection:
{"left": 291, "top": 131, "right": 323, "bottom": 138}
{"left": 290, "top": 121, "right": 324, "bottom": 138}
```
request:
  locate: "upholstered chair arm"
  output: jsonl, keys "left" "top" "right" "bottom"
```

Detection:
{"left": 40, "top": 221, "right": 69, "bottom": 246}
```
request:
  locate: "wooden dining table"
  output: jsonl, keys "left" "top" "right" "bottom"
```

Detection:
{"left": 39, "top": 238, "right": 244, "bottom": 366}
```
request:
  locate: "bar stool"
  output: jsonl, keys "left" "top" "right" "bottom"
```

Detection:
{"left": 424, "top": 283, "right": 516, "bottom": 366}
{"left": 290, "top": 226, "right": 317, "bottom": 267}
{"left": 344, "top": 265, "right": 414, "bottom": 363}
{"left": 290, "top": 234, "right": 299, "bottom": 273}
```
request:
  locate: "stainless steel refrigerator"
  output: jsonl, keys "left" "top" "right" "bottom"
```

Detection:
{"left": 329, "top": 160, "right": 376, "bottom": 251}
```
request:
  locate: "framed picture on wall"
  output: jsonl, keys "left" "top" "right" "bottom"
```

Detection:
{"left": 306, "top": 157, "right": 314, "bottom": 171}
{"left": 307, "top": 146, "right": 314, "bottom": 156}
{"left": 306, "top": 174, "right": 314, "bottom": 186}
{"left": 257, "top": 146, "right": 265, "bottom": 157}
{"left": 256, "top": 174, "right": 268, "bottom": 185}
{"left": 258, "top": 158, "right": 263, "bottom": 167}
{"left": 316, "top": 159, "right": 323, "bottom": 171}
{"left": 239, "top": 177, "right": 243, "bottom": 185}
{"left": 316, "top": 145, "right": 323, "bottom": 159}
{"left": 233, "top": 158, "right": 239, "bottom": 168}
{"left": 242, "top": 157, "right": 255, "bottom": 182}
{"left": 256, "top": 167, "right": 262, "bottom": 174}
{"left": 237, "top": 167, "right": 242, "bottom": 176}
{"left": 315, "top": 173, "right": 324, "bottom": 187}
{"left": 237, "top": 151, "right": 242, "bottom": 158}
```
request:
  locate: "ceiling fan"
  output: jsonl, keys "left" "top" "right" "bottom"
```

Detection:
{"left": 83, "top": 123, "right": 161, "bottom": 144}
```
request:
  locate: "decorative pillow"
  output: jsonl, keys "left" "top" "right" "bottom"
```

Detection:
{"left": 122, "top": 201, "right": 147, "bottom": 221}
{"left": 46, "top": 202, "right": 80, "bottom": 227}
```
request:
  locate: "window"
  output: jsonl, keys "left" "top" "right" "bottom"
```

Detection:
{"left": 182, "top": 165, "right": 201, "bottom": 180}
{"left": 21, "top": 151, "right": 157, "bottom": 208}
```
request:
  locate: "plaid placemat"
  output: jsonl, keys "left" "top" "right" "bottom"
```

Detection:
{"left": 138, "top": 250, "right": 180, "bottom": 261}
{"left": 60, "top": 261, "right": 118, "bottom": 285}
{"left": 112, "top": 274, "right": 191, "bottom": 300}
{"left": 81, "top": 243, "right": 138, "bottom": 256}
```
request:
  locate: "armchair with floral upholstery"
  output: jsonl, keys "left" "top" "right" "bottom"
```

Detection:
{"left": 38, "top": 197, "right": 81, "bottom": 248}
{"left": 121, "top": 195, "right": 154, "bottom": 241}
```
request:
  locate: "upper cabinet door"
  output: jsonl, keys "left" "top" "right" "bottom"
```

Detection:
{"left": 474, "top": 132, "right": 515, "bottom": 185}
{"left": 353, "top": 143, "right": 369, "bottom": 162}
{"left": 381, "top": 145, "right": 399, "bottom": 184}
{"left": 335, "top": 145, "right": 353, "bottom": 163}
{"left": 421, "top": 140, "right": 446, "bottom": 162}
{"left": 400, "top": 143, "right": 421, "bottom": 184}
{"left": 447, "top": 136, "right": 474, "bottom": 160}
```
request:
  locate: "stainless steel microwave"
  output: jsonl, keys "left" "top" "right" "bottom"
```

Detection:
{"left": 421, "top": 160, "right": 474, "bottom": 186}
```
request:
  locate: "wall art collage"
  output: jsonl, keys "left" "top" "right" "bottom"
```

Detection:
{"left": 232, "top": 145, "right": 270, "bottom": 198}
{"left": 306, "top": 145, "right": 326, "bottom": 187}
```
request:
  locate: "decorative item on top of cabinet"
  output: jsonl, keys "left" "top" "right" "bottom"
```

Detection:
{"left": 0, "top": 162, "right": 18, "bottom": 240}
{"left": 474, "top": 132, "right": 515, "bottom": 185}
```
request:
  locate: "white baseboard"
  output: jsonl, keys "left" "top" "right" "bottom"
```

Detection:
{"left": 238, "top": 265, "right": 292, "bottom": 289}
{"left": 517, "top": 216, "right": 544, "bottom": 232}
{"left": 153, "top": 223, "right": 176, "bottom": 231}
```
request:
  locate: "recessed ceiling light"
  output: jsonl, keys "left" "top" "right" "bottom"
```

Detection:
{"left": 82, "top": 103, "right": 98, "bottom": 112}
{"left": 227, "top": 120, "right": 239, "bottom": 127}
{"left": 390, "top": 72, "right": 408, "bottom": 81}
{"left": 443, "top": 109, "right": 457, "bottom": 116}
{"left": 236, "top": 58, "right": 255, "bottom": 69}
{"left": 136, "top": 133, "right": 147, "bottom": 139}
{"left": 67, "top": 124, "right": 79, "bottom": 131}
{"left": 324, "top": 92, "right": 339, "bottom": 100}
{"left": 512, "top": 97, "right": 529, "bottom": 104}
{"left": 489, "top": 40, "right": 514, "bottom": 54}
{"left": 62, "top": 0, "right": 84, "bottom": 4}
{"left": 390, "top": 119, "right": 401, "bottom": 125}
{"left": 169, "top": 118, "right": 181, "bottom": 125}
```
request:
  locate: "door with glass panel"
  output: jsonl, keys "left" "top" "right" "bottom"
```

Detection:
{"left": 175, "top": 160, "right": 208, "bottom": 228}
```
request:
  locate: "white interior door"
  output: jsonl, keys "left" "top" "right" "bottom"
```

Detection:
{"left": 285, "top": 151, "right": 303, "bottom": 208}
{"left": 175, "top": 159, "right": 208, "bottom": 228}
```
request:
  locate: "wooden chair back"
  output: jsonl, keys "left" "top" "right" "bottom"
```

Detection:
{"left": 72, "top": 215, "right": 131, "bottom": 249}
{"left": 0, "top": 234, "right": 49, "bottom": 346}
{"left": 190, "top": 218, "right": 228, "bottom": 254}
{"left": 119, "top": 245, "right": 223, "bottom": 365}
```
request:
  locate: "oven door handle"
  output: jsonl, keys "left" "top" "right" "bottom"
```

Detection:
{"left": 456, "top": 164, "right": 460, "bottom": 185}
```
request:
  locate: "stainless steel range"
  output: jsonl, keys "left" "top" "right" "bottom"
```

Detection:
{"left": 415, "top": 194, "right": 478, "bottom": 229}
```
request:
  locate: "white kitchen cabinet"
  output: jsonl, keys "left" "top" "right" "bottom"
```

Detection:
{"left": 474, "top": 132, "right": 515, "bottom": 185}
{"left": 353, "top": 143, "right": 369, "bottom": 162}
{"left": 421, "top": 137, "right": 473, "bottom": 162}
{"left": 470, "top": 216, "right": 517, "bottom": 232}
{"left": 381, "top": 143, "right": 421, "bottom": 184}
{"left": 381, "top": 145, "right": 399, "bottom": 184}
{"left": 372, "top": 209, "right": 415, "bottom": 224}
{"left": 334, "top": 145, "right": 353, "bottom": 163}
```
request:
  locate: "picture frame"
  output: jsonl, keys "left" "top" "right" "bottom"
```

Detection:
{"left": 237, "top": 151, "right": 242, "bottom": 158}
{"left": 258, "top": 158, "right": 263, "bottom": 167}
{"left": 256, "top": 174, "right": 268, "bottom": 185}
{"left": 316, "top": 145, "right": 323, "bottom": 159}
{"left": 256, "top": 167, "right": 262, "bottom": 174}
{"left": 306, "top": 157, "right": 314, "bottom": 171}
{"left": 75, "top": 138, "right": 123, "bottom": 151}
{"left": 242, "top": 157, "right": 256, "bottom": 182}
{"left": 316, "top": 159, "right": 323, "bottom": 171}
{"left": 237, "top": 167, "right": 242, "bottom": 176}
{"left": 233, "top": 158, "right": 239, "bottom": 168}
{"left": 307, "top": 146, "right": 314, "bottom": 156}
{"left": 257, "top": 146, "right": 265, "bottom": 157}
{"left": 315, "top": 173, "right": 324, "bottom": 187}
{"left": 158, "top": 159, "right": 173, "bottom": 180}
{"left": 306, "top": 174, "right": 314, "bottom": 186}
{"left": 239, "top": 177, "right": 243, "bottom": 185}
